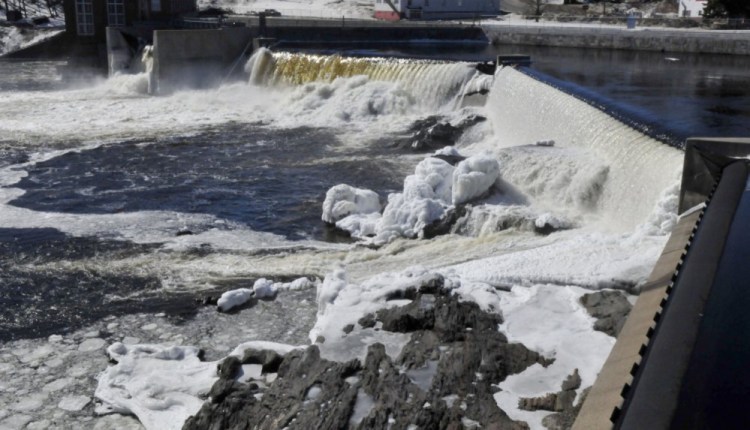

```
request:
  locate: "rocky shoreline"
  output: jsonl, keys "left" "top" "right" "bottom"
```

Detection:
{"left": 184, "top": 280, "right": 631, "bottom": 429}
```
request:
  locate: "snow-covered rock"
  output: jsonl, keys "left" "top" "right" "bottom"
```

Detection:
{"left": 253, "top": 278, "right": 278, "bottom": 299}
{"left": 217, "top": 288, "right": 253, "bottom": 312}
{"left": 335, "top": 212, "right": 380, "bottom": 238}
{"left": 434, "top": 146, "right": 462, "bottom": 157}
{"left": 452, "top": 156, "right": 500, "bottom": 205}
{"left": 373, "top": 157, "right": 455, "bottom": 242}
{"left": 322, "top": 184, "right": 381, "bottom": 224}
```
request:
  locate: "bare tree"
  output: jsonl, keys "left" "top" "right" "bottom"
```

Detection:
{"left": 529, "top": 0, "right": 548, "bottom": 22}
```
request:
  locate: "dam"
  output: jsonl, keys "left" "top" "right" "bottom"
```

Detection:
{"left": 1, "top": 37, "right": 749, "bottom": 429}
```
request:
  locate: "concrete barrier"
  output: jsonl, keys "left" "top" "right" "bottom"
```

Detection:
{"left": 152, "top": 27, "right": 253, "bottom": 94}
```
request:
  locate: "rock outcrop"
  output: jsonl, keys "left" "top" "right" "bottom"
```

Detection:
{"left": 396, "top": 115, "right": 486, "bottom": 152}
{"left": 580, "top": 290, "right": 632, "bottom": 337}
{"left": 184, "top": 282, "right": 549, "bottom": 430}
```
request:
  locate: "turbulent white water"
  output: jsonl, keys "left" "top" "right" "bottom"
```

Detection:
{"left": 0, "top": 54, "right": 684, "bottom": 430}
{"left": 484, "top": 67, "right": 683, "bottom": 231}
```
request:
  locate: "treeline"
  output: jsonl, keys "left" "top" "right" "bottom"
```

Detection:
{"left": 704, "top": 0, "right": 750, "bottom": 18}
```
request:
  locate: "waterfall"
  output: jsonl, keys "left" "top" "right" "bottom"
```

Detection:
{"left": 486, "top": 67, "right": 683, "bottom": 231}
{"left": 245, "top": 49, "right": 488, "bottom": 109}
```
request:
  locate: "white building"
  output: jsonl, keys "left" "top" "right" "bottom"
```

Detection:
{"left": 679, "top": 0, "right": 707, "bottom": 17}
{"left": 375, "top": 0, "right": 500, "bottom": 21}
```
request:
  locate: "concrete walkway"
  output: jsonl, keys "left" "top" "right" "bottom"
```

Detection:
{"left": 573, "top": 208, "right": 701, "bottom": 430}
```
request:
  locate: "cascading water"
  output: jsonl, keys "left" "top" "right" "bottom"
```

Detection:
{"left": 485, "top": 66, "right": 683, "bottom": 231}
{"left": 245, "top": 48, "right": 490, "bottom": 109}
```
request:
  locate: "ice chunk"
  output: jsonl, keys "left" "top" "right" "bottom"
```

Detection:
{"left": 253, "top": 278, "right": 278, "bottom": 299}
{"left": 57, "top": 395, "right": 90, "bottom": 412}
{"left": 322, "top": 184, "right": 381, "bottom": 224}
{"left": 335, "top": 212, "right": 380, "bottom": 238}
{"left": 452, "top": 156, "right": 500, "bottom": 205}
{"left": 281, "top": 277, "right": 316, "bottom": 291}
{"left": 434, "top": 146, "right": 461, "bottom": 157}
{"left": 78, "top": 338, "right": 106, "bottom": 352}
{"left": 217, "top": 288, "right": 253, "bottom": 312}
{"left": 413, "top": 157, "right": 455, "bottom": 204}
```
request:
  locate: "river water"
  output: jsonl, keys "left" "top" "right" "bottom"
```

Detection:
{"left": 0, "top": 45, "right": 745, "bottom": 429}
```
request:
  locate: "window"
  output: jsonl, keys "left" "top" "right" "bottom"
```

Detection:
{"left": 75, "top": 0, "right": 94, "bottom": 35}
{"left": 108, "top": 0, "right": 125, "bottom": 26}
{"left": 151, "top": 0, "right": 161, "bottom": 12}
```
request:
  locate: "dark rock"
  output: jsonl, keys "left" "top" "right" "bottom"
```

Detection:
{"left": 199, "top": 295, "right": 219, "bottom": 306}
{"left": 241, "top": 349, "right": 284, "bottom": 374}
{"left": 519, "top": 368, "right": 585, "bottom": 428}
{"left": 383, "top": 273, "right": 444, "bottom": 301}
{"left": 542, "top": 387, "right": 590, "bottom": 430}
{"left": 423, "top": 205, "right": 468, "bottom": 239}
{"left": 519, "top": 393, "right": 558, "bottom": 412}
{"left": 433, "top": 154, "right": 466, "bottom": 166}
{"left": 217, "top": 356, "right": 241, "bottom": 379}
{"left": 185, "top": 281, "right": 545, "bottom": 430}
{"left": 185, "top": 346, "right": 361, "bottom": 430}
{"left": 376, "top": 295, "right": 436, "bottom": 333}
{"left": 343, "top": 323, "right": 355, "bottom": 334}
{"left": 176, "top": 228, "right": 194, "bottom": 236}
{"left": 580, "top": 290, "right": 632, "bottom": 337}
{"left": 208, "top": 379, "right": 240, "bottom": 404}
{"left": 395, "top": 115, "right": 486, "bottom": 152}
{"left": 358, "top": 313, "right": 376, "bottom": 329}
{"left": 561, "top": 369, "right": 581, "bottom": 391}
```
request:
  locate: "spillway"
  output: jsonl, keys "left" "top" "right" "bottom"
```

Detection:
{"left": 487, "top": 66, "right": 683, "bottom": 231}
{"left": 246, "top": 48, "right": 491, "bottom": 109}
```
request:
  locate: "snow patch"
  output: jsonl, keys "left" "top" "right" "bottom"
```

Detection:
{"left": 493, "top": 284, "right": 614, "bottom": 430}
{"left": 95, "top": 343, "right": 218, "bottom": 430}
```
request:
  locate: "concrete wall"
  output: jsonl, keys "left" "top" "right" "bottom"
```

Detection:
{"left": 484, "top": 25, "right": 750, "bottom": 55}
{"left": 247, "top": 22, "right": 488, "bottom": 43}
{"left": 152, "top": 27, "right": 253, "bottom": 94}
